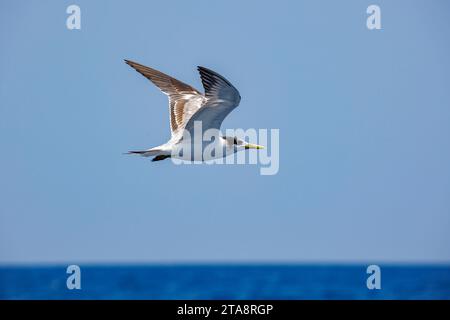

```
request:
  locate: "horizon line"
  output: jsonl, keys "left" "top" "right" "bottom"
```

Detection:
{"left": 1, "top": 260, "right": 450, "bottom": 267}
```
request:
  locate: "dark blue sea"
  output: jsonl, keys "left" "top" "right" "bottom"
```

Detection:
{"left": 1, "top": 265, "right": 449, "bottom": 300}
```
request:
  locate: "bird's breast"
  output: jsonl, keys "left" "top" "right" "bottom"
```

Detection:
{"left": 171, "top": 139, "right": 235, "bottom": 161}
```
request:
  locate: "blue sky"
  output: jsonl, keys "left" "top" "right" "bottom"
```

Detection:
{"left": 1, "top": 0, "right": 450, "bottom": 264}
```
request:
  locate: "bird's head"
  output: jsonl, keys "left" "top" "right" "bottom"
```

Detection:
{"left": 222, "top": 136, "right": 265, "bottom": 151}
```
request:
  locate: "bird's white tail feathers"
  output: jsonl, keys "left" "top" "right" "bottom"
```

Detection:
{"left": 126, "top": 148, "right": 162, "bottom": 157}
{"left": 126, "top": 147, "right": 171, "bottom": 162}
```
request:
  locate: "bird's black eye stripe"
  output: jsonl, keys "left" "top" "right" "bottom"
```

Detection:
{"left": 233, "top": 137, "right": 238, "bottom": 144}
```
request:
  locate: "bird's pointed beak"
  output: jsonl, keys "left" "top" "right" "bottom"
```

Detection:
{"left": 245, "top": 143, "right": 265, "bottom": 150}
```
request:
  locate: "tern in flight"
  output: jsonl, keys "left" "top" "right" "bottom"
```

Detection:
{"left": 124, "top": 60, "right": 264, "bottom": 162}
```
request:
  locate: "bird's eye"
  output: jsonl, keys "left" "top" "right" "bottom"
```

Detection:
{"left": 233, "top": 137, "right": 238, "bottom": 145}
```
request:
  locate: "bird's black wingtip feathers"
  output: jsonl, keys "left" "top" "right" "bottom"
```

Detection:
{"left": 197, "top": 66, "right": 211, "bottom": 74}
{"left": 197, "top": 66, "right": 233, "bottom": 87}
{"left": 197, "top": 66, "right": 216, "bottom": 77}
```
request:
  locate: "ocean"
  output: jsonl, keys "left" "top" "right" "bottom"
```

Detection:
{"left": 1, "top": 265, "right": 449, "bottom": 300}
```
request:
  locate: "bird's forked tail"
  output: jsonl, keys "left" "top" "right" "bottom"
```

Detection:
{"left": 125, "top": 148, "right": 171, "bottom": 161}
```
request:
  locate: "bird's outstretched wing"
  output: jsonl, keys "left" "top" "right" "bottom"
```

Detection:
{"left": 184, "top": 66, "right": 241, "bottom": 135}
{"left": 124, "top": 60, "right": 205, "bottom": 137}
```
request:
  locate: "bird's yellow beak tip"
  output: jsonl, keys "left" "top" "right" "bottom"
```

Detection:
{"left": 245, "top": 144, "right": 265, "bottom": 150}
